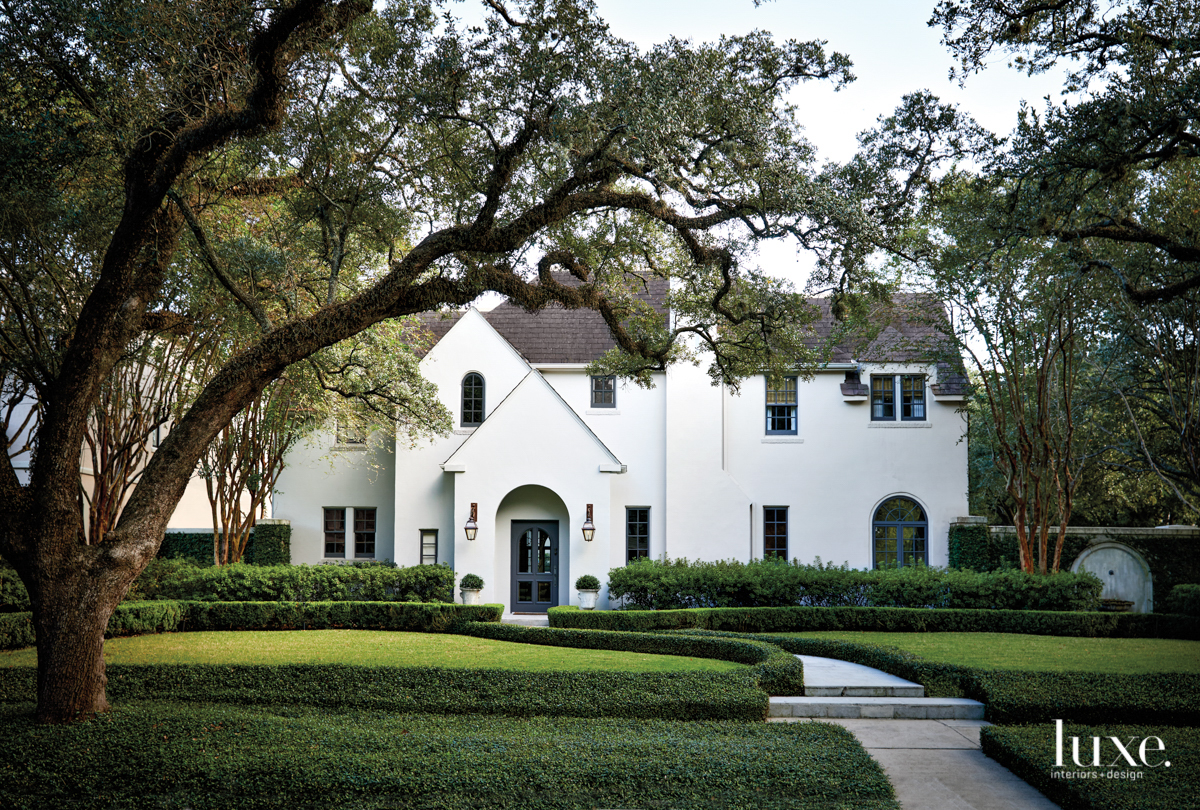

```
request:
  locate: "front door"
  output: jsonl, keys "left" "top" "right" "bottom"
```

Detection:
{"left": 511, "top": 521, "right": 559, "bottom": 612}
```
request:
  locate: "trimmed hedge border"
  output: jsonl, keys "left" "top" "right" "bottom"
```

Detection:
{"left": 456, "top": 622, "right": 804, "bottom": 696}
{"left": 669, "top": 629, "right": 1200, "bottom": 725}
{"left": 981, "top": 723, "right": 1200, "bottom": 810}
{"left": 1163, "top": 584, "right": 1200, "bottom": 617}
{"left": 0, "top": 663, "right": 768, "bottom": 720}
{"left": 548, "top": 605, "right": 1200, "bottom": 639}
{"left": 0, "top": 601, "right": 505, "bottom": 651}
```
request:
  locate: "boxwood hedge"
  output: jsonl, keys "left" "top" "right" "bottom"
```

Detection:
{"left": 608, "top": 557, "right": 1103, "bottom": 611}
{"left": 671, "top": 629, "right": 1200, "bottom": 725}
{"left": 548, "top": 604, "right": 1200, "bottom": 639}
{"left": 148, "top": 561, "right": 456, "bottom": 603}
{"left": 457, "top": 622, "right": 804, "bottom": 695}
{"left": 1, "top": 601, "right": 505, "bottom": 651}
{"left": 980, "top": 723, "right": 1199, "bottom": 810}
{"left": 1163, "top": 584, "right": 1200, "bottom": 617}
{"left": 0, "top": 663, "right": 768, "bottom": 721}
{"left": 0, "top": 704, "right": 900, "bottom": 810}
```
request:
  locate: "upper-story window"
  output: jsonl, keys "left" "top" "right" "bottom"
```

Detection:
{"left": 336, "top": 420, "right": 366, "bottom": 445}
{"left": 461, "top": 372, "right": 485, "bottom": 426}
{"left": 590, "top": 375, "right": 616, "bottom": 408}
{"left": 872, "top": 375, "right": 925, "bottom": 421}
{"left": 765, "top": 376, "right": 798, "bottom": 434}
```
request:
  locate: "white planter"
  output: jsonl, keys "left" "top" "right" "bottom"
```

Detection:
{"left": 577, "top": 589, "right": 599, "bottom": 610}
{"left": 460, "top": 588, "right": 482, "bottom": 606}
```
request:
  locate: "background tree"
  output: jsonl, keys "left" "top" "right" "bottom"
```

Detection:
{"left": 0, "top": 0, "right": 916, "bottom": 723}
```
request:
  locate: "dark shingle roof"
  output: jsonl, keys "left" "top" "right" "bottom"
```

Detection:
{"left": 418, "top": 284, "right": 957, "bottom": 367}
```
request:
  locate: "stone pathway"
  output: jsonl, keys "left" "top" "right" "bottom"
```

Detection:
{"left": 768, "top": 656, "right": 1060, "bottom": 809}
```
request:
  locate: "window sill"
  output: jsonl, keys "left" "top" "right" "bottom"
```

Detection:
{"left": 452, "top": 428, "right": 477, "bottom": 435}
{"left": 331, "top": 444, "right": 369, "bottom": 451}
{"left": 868, "top": 421, "right": 932, "bottom": 428}
{"left": 762, "top": 436, "right": 805, "bottom": 443}
{"left": 586, "top": 409, "right": 620, "bottom": 415}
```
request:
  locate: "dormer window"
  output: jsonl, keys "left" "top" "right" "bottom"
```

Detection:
{"left": 462, "top": 373, "right": 485, "bottom": 426}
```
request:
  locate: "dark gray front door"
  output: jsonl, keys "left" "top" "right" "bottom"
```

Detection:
{"left": 511, "top": 520, "right": 558, "bottom": 612}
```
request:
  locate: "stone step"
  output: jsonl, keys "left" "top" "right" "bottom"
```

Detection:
{"left": 769, "top": 696, "right": 985, "bottom": 720}
{"left": 797, "top": 654, "right": 926, "bottom": 698}
{"left": 502, "top": 614, "right": 549, "bottom": 627}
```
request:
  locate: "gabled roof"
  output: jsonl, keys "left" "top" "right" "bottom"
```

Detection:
{"left": 419, "top": 283, "right": 954, "bottom": 367}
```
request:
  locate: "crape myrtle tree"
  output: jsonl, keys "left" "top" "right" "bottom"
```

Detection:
{"left": 0, "top": 0, "right": 933, "bottom": 723}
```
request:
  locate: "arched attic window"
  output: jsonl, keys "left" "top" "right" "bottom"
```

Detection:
{"left": 461, "top": 373, "right": 485, "bottom": 427}
{"left": 872, "top": 497, "right": 927, "bottom": 569}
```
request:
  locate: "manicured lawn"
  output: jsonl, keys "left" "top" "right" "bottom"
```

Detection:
{"left": 0, "top": 629, "right": 746, "bottom": 673}
{"left": 772, "top": 631, "right": 1200, "bottom": 673}
{"left": 0, "top": 702, "right": 899, "bottom": 810}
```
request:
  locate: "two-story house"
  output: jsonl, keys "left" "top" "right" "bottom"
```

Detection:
{"left": 273, "top": 285, "right": 969, "bottom": 612}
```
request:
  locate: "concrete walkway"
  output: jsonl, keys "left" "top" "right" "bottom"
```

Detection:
{"left": 768, "top": 656, "right": 1059, "bottom": 809}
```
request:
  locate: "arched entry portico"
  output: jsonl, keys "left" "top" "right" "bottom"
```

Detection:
{"left": 496, "top": 485, "right": 570, "bottom": 612}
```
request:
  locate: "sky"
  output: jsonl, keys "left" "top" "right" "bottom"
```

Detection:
{"left": 452, "top": 0, "right": 1069, "bottom": 293}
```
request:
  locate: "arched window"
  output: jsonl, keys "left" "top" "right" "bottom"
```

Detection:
{"left": 872, "top": 497, "right": 927, "bottom": 569}
{"left": 461, "top": 373, "right": 485, "bottom": 426}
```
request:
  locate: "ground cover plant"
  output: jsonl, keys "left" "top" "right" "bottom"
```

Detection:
{"left": 607, "top": 558, "right": 1102, "bottom": 610}
{"left": 0, "top": 702, "right": 900, "bottom": 810}
{"left": 980, "top": 723, "right": 1200, "bottom": 810}
{"left": 0, "top": 629, "right": 746, "bottom": 673}
{"left": 774, "top": 631, "right": 1200, "bottom": 674}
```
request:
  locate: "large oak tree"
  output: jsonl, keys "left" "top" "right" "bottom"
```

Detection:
{"left": 0, "top": 0, "right": 900, "bottom": 722}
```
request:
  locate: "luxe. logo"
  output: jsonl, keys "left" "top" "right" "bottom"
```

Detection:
{"left": 1054, "top": 719, "right": 1170, "bottom": 768}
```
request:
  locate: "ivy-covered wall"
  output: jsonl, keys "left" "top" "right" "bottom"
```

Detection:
{"left": 950, "top": 523, "right": 1200, "bottom": 607}
{"left": 159, "top": 521, "right": 291, "bottom": 567}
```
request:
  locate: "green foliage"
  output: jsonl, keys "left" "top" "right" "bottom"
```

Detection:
{"left": 457, "top": 622, "right": 804, "bottom": 696}
{"left": 158, "top": 526, "right": 292, "bottom": 567}
{"left": 548, "top": 605, "right": 1200, "bottom": 640}
{"left": 574, "top": 574, "right": 601, "bottom": 590}
{"left": 981, "top": 724, "right": 1200, "bottom": 810}
{"left": 0, "top": 613, "right": 34, "bottom": 650}
{"left": 673, "top": 629, "right": 1200, "bottom": 725}
{"left": 1163, "top": 585, "right": 1200, "bottom": 618}
{"left": 458, "top": 573, "right": 484, "bottom": 590}
{"left": 0, "top": 562, "right": 29, "bottom": 612}
{"left": 150, "top": 562, "right": 455, "bottom": 604}
{"left": 0, "top": 704, "right": 899, "bottom": 809}
{"left": 607, "top": 557, "right": 1102, "bottom": 611}
{"left": 947, "top": 522, "right": 997, "bottom": 570}
{"left": 0, "top": 663, "right": 766, "bottom": 722}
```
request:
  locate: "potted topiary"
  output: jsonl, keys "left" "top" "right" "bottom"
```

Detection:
{"left": 575, "top": 574, "right": 601, "bottom": 610}
{"left": 459, "top": 573, "right": 484, "bottom": 605}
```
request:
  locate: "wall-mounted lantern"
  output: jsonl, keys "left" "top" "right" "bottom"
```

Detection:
{"left": 582, "top": 503, "right": 595, "bottom": 542}
{"left": 464, "top": 502, "right": 478, "bottom": 541}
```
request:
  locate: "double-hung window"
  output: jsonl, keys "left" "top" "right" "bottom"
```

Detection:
{"left": 354, "top": 508, "right": 377, "bottom": 558}
{"left": 419, "top": 530, "right": 438, "bottom": 565}
{"left": 872, "top": 375, "right": 925, "bottom": 421}
{"left": 765, "top": 376, "right": 798, "bottom": 434}
{"left": 324, "top": 507, "right": 376, "bottom": 559}
{"left": 626, "top": 507, "right": 649, "bottom": 562}
{"left": 590, "top": 375, "right": 616, "bottom": 408}
{"left": 764, "top": 507, "right": 788, "bottom": 560}
{"left": 324, "top": 508, "right": 346, "bottom": 558}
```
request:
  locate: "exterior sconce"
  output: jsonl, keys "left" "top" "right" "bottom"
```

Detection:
{"left": 581, "top": 503, "right": 595, "bottom": 542}
{"left": 464, "top": 503, "right": 478, "bottom": 541}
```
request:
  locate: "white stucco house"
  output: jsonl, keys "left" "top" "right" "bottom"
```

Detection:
{"left": 274, "top": 283, "right": 969, "bottom": 613}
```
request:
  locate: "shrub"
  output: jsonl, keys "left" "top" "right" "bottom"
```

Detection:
{"left": 152, "top": 562, "right": 455, "bottom": 603}
{"left": 1163, "top": 584, "right": 1200, "bottom": 617}
{"left": 548, "top": 604, "right": 1200, "bottom": 640}
{"left": 0, "top": 663, "right": 768, "bottom": 721}
{"left": 607, "top": 557, "right": 1102, "bottom": 611}
{"left": 575, "top": 574, "right": 601, "bottom": 590}
{"left": 458, "top": 622, "right": 804, "bottom": 696}
{"left": 0, "top": 563, "right": 29, "bottom": 613}
{"left": 459, "top": 573, "right": 484, "bottom": 590}
{"left": 0, "top": 612, "right": 34, "bottom": 650}
{"left": 982, "top": 724, "right": 1200, "bottom": 810}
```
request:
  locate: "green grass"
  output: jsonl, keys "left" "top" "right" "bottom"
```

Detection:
{"left": 0, "top": 629, "right": 746, "bottom": 672}
{"left": 0, "top": 702, "right": 899, "bottom": 810}
{"left": 772, "top": 631, "right": 1200, "bottom": 673}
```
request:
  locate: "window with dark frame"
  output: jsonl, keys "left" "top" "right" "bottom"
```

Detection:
{"left": 420, "top": 529, "right": 437, "bottom": 565}
{"left": 354, "top": 508, "right": 377, "bottom": 557}
{"left": 336, "top": 420, "right": 366, "bottom": 445}
{"left": 764, "top": 507, "right": 788, "bottom": 560}
{"left": 765, "top": 376, "right": 798, "bottom": 434}
{"left": 626, "top": 507, "right": 649, "bottom": 562}
{"left": 323, "top": 508, "right": 346, "bottom": 558}
{"left": 461, "top": 372, "right": 485, "bottom": 426}
{"left": 872, "top": 497, "right": 927, "bottom": 569}
{"left": 871, "top": 376, "right": 895, "bottom": 420}
{"left": 590, "top": 375, "right": 616, "bottom": 408}
{"left": 900, "top": 375, "right": 925, "bottom": 420}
